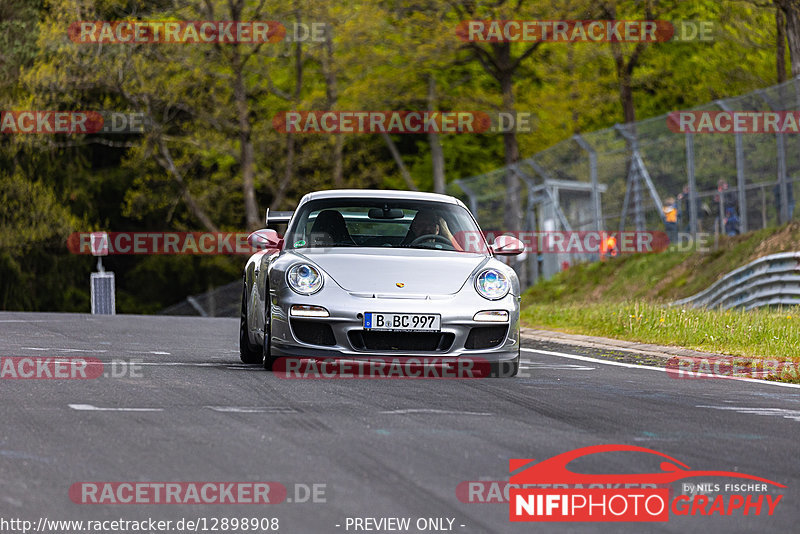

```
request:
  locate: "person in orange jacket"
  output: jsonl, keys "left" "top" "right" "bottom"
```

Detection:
{"left": 600, "top": 233, "right": 617, "bottom": 260}
{"left": 663, "top": 197, "right": 678, "bottom": 243}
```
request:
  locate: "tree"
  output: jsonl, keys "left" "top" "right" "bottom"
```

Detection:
{"left": 775, "top": 0, "right": 800, "bottom": 76}
{"left": 777, "top": 2, "right": 788, "bottom": 82}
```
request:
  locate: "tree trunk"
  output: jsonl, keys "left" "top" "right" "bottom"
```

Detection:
{"left": 229, "top": 1, "right": 259, "bottom": 230}
{"left": 778, "top": 4, "right": 788, "bottom": 83}
{"left": 610, "top": 39, "right": 638, "bottom": 124}
{"left": 603, "top": 2, "right": 648, "bottom": 126}
{"left": 233, "top": 66, "right": 258, "bottom": 229}
{"left": 619, "top": 72, "right": 636, "bottom": 124}
{"left": 332, "top": 135, "right": 343, "bottom": 188}
{"left": 271, "top": 28, "right": 304, "bottom": 210}
{"left": 271, "top": 134, "right": 294, "bottom": 210}
{"left": 427, "top": 75, "right": 446, "bottom": 194}
{"left": 461, "top": 14, "right": 543, "bottom": 289}
{"left": 497, "top": 47, "right": 526, "bottom": 289}
{"left": 155, "top": 140, "right": 219, "bottom": 233}
{"left": 568, "top": 44, "right": 580, "bottom": 133}
{"left": 777, "top": 0, "right": 800, "bottom": 77}
{"left": 381, "top": 132, "right": 418, "bottom": 191}
{"left": 323, "top": 26, "right": 343, "bottom": 187}
{"left": 499, "top": 57, "right": 521, "bottom": 233}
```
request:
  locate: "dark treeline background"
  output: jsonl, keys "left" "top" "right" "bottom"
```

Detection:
{"left": 0, "top": 0, "right": 795, "bottom": 313}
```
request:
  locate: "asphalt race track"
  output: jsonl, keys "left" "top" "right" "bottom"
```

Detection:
{"left": 1, "top": 312, "right": 798, "bottom": 533}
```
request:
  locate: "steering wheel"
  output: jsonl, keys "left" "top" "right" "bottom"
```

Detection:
{"left": 410, "top": 234, "right": 452, "bottom": 247}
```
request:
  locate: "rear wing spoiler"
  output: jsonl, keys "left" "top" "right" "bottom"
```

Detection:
{"left": 265, "top": 208, "right": 293, "bottom": 226}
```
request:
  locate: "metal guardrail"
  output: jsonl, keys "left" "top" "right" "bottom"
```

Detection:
{"left": 672, "top": 252, "right": 800, "bottom": 310}
{"left": 159, "top": 280, "right": 240, "bottom": 317}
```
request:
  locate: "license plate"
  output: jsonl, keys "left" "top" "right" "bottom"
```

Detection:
{"left": 363, "top": 312, "right": 441, "bottom": 332}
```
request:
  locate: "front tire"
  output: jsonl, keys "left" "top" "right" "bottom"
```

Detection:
{"left": 490, "top": 347, "right": 520, "bottom": 378}
{"left": 262, "top": 295, "right": 277, "bottom": 371}
{"left": 239, "top": 285, "right": 262, "bottom": 364}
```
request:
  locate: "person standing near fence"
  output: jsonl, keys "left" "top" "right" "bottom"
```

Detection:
{"left": 663, "top": 197, "right": 678, "bottom": 244}
{"left": 677, "top": 185, "right": 691, "bottom": 232}
{"left": 600, "top": 233, "right": 617, "bottom": 260}
{"left": 714, "top": 179, "right": 737, "bottom": 234}
{"left": 724, "top": 206, "right": 740, "bottom": 236}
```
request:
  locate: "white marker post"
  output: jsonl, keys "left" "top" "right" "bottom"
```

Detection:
{"left": 89, "top": 231, "right": 115, "bottom": 315}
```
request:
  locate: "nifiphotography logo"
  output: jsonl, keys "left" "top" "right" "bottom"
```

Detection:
{"left": 509, "top": 445, "right": 784, "bottom": 522}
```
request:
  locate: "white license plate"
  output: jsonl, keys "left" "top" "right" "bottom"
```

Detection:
{"left": 363, "top": 312, "right": 441, "bottom": 332}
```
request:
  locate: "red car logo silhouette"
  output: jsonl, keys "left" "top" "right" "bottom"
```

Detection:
{"left": 510, "top": 444, "right": 784, "bottom": 487}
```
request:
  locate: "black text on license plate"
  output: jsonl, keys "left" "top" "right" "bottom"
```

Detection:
{"left": 363, "top": 313, "right": 441, "bottom": 331}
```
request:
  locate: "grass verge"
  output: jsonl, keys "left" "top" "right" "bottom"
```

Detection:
{"left": 520, "top": 222, "right": 800, "bottom": 383}
{"left": 521, "top": 301, "right": 800, "bottom": 360}
{"left": 521, "top": 302, "right": 800, "bottom": 382}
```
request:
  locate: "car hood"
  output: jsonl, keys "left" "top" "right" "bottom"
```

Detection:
{"left": 292, "top": 248, "right": 489, "bottom": 295}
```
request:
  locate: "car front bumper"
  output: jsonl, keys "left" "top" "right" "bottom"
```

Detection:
{"left": 265, "top": 284, "right": 520, "bottom": 363}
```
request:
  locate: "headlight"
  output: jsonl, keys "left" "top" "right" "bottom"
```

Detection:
{"left": 287, "top": 263, "right": 323, "bottom": 295}
{"left": 475, "top": 269, "right": 509, "bottom": 300}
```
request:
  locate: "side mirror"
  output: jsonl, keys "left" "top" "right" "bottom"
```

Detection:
{"left": 248, "top": 229, "right": 283, "bottom": 250}
{"left": 490, "top": 234, "right": 525, "bottom": 256}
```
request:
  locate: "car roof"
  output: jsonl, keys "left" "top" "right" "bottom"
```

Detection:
{"left": 297, "top": 189, "right": 465, "bottom": 208}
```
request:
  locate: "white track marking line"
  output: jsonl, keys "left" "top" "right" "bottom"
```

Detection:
{"left": 520, "top": 361, "right": 595, "bottom": 371}
{"left": 381, "top": 408, "right": 492, "bottom": 416}
{"left": 21, "top": 347, "right": 107, "bottom": 353}
{"left": 696, "top": 405, "right": 800, "bottom": 422}
{"left": 134, "top": 362, "right": 229, "bottom": 366}
{"left": 21, "top": 348, "right": 171, "bottom": 355}
{"left": 206, "top": 406, "right": 298, "bottom": 413}
{"left": 68, "top": 404, "right": 162, "bottom": 412}
{"left": 521, "top": 348, "right": 800, "bottom": 389}
{"left": 522, "top": 349, "right": 666, "bottom": 371}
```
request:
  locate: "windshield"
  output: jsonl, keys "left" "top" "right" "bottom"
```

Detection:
{"left": 284, "top": 199, "right": 485, "bottom": 253}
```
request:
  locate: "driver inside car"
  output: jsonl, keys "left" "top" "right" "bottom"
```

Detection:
{"left": 402, "top": 209, "right": 464, "bottom": 251}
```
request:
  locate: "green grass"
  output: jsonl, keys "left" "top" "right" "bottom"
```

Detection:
{"left": 524, "top": 223, "right": 800, "bottom": 305}
{"left": 522, "top": 301, "right": 800, "bottom": 362}
{"left": 520, "top": 223, "right": 800, "bottom": 382}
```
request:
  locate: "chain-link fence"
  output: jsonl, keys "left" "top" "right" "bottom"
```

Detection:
{"left": 160, "top": 280, "right": 240, "bottom": 317}
{"left": 449, "top": 77, "right": 800, "bottom": 288}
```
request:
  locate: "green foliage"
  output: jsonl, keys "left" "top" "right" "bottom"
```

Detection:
{"left": 0, "top": 171, "right": 79, "bottom": 253}
{"left": 0, "top": 0, "right": 794, "bottom": 312}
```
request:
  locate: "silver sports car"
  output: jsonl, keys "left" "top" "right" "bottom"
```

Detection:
{"left": 239, "top": 190, "right": 525, "bottom": 377}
